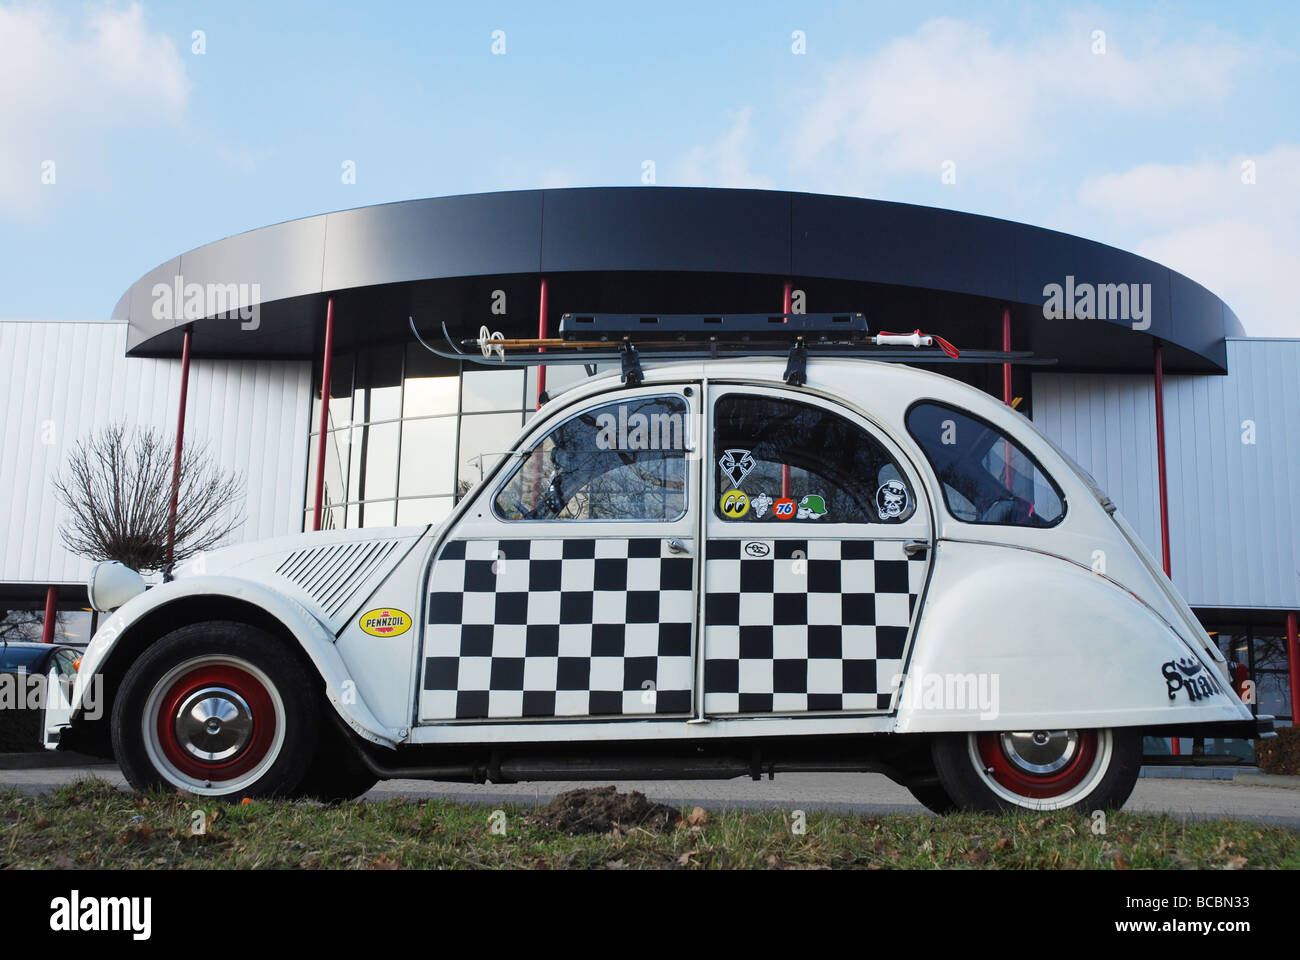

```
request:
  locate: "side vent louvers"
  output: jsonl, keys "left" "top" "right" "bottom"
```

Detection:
{"left": 275, "top": 540, "right": 401, "bottom": 620}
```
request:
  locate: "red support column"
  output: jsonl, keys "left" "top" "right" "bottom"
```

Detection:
{"left": 536, "top": 278, "right": 549, "bottom": 409}
{"left": 1287, "top": 611, "right": 1299, "bottom": 723}
{"left": 780, "top": 281, "right": 793, "bottom": 499}
{"left": 166, "top": 326, "right": 193, "bottom": 565}
{"left": 311, "top": 296, "right": 337, "bottom": 531}
{"left": 1001, "top": 307, "right": 1012, "bottom": 405}
{"left": 1153, "top": 341, "right": 1173, "bottom": 577}
{"left": 39, "top": 585, "right": 58, "bottom": 644}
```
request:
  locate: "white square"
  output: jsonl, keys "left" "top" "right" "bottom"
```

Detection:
{"left": 464, "top": 539, "right": 501, "bottom": 562}
{"left": 557, "top": 625, "right": 593, "bottom": 657}
{"left": 559, "top": 559, "right": 596, "bottom": 592}
{"left": 623, "top": 624, "right": 662, "bottom": 658}
{"left": 589, "top": 657, "right": 624, "bottom": 691}
{"left": 739, "top": 593, "right": 773, "bottom": 626}
{"left": 487, "top": 690, "right": 523, "bottom": 718}
{"left": 426, "top": 624, "right": 462, "bottom": 657}
{"left": 623, "top": 690, "right": 656, "bottom": 714}
{"left": 457, "top": 656, "right": 492, "bottom": 691}
{"left": 773, "top": 692, "right": 808, "bottom": 712}
{"left": 840, "top": 559, "right": 875, "bottom": 592}
{"left": 704, "top": 626, "right": 739, "bottom": 660}
{"left": 908, "top": 560, "right": 927, "bottom": 593}
{"left": 591, "top": 591, "right": 627, "bottom": 624}
{"left": 526, "top": 591, "right": 561, "bottom": 624}
{"left": 876, "top": 592, "right": 911, "bottom": 627}
{"left": 772, "top": 559, "right": 807, "bottom": 594}
{"left": 419, "top": 690, "right": 458, "bottom": 720}
{"left": 461, "top": 592, "right": 497, "bottom": 625}
{"left": 626, "top": 557, "right": 661, "bottom": 587}
{"left": 523, "top": 657, "right": 558, "bottom": 691}
{"left": 529, "top": 539, "right": 565, "bottom": 561}
{"left": 705, "top": 692, "right": 739, "bottom": 714}
{"left": 431, "top": 561, "right": 464, "bottom": 591}
{"left": 807, "top": 540, "right": 841, "bottom": 562}
{"left": 772, "top": 624, "right": 808, "bottom": 659}
{"left": 876, "top": 660, "right": 904, "bottom": 693}
{"left": 840, "top": 625, "right": 877, "bottom": 661}
{"left": 806, "top": 658, "right": 843, "bottom": 695}
{"left": 806, "top": 593, "right": 842, "bottom": 626}
{"left": 595, "top": 538, "right": 630, "bottom": 559}
{"left": 659, "top": 589, "right": 695, "bottom": 621}
{"left": 657, "top": 657, "right": 693, "bottom": 692}
{"left": 490, "top": 625, "right": 527, "bottom": 658}
{"left": 738, "top": 658, "right": 773, "bottom": 695}
{"left": 554, "top": 690, "right": 590, "bottom": 716}
{"left": 842, "top": 692, "right": 879, "bottom": 711}
{"left": 707, "top": 559, "right": 740, "bottom": 593}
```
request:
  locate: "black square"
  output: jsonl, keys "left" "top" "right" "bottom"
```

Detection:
{"left": 808, "top": 625, "right": 842, "bottom": 659}
{"left": 495, "top": 592, "right": 528, "bottom": 624}
{"left": 738, "top": 693, "right": 774, "bottom": 712}
{"left": 705, "top": 658, "right": 739, "bottom": 693}
{"left": 593, "top": 559, "right": 628, "bottom": 591}
{"left": 455, "top": 690, "right": 489, "bottom": 719}
{"left": 439, "top": 540, "right": 466, "bottom": 560}
{"left": 498, "top": 540, "right": 531, "bottom": 560}
{"left": 623, "top": 656, "right": 658, "bottom": 691}
{"left": 842, "top": 659, "right": 876, "bottom": 694}
{"left": 592, "top": 623, "right": 625, "bottom": 657}
{"left": 774, "top": 540, "right": 807, "bottom": 561}
{"left": 559, "top": 591, "right": 593, "bottom": 624}
{"left": 705, "top": 593, "right": 740, "bottom": 626}
{"left": 589, "top": 691, "right": 623, "bottom": 715}
{"left": 523, "top": 691, "right": 556, "bottom": 716}
{"left": 427, "top": 592, "right": 463, "bottom": 624}
{"left": 424, "top": 657, "right": 458, "bottom": 690}
{"left": 655, "top": 689, "right": 692, "bottom": 714}
{"left": 808, "top": 693, "right": 843, "bottom": 712}
{"left": 660, "top": 557, "right": 694, "bottom": 590}
{"left": 461, "top": 624, "right": 494, "bottom": 657}
{"left": 562, "top": 539, "right": 596, "bottom": 559}
{"left": 739, "top": 625, "right": 773, "bottom": 660}
{"left": 525, "top": 624, "right": 559, "bottom": 657}
{"left": 739, "top": 560, "right": 773, "bottom": 593}
{"left": 528, "top": 559, "right": 562, "bottom": 592}
{"left": 464, "top": 559, "right": 498, "bottom": 592}
{"left": 628, "top": 539, "right": 661, "bottom": 558}
{"left": 773, "top": 659, "right": 807, "bottom": 694}
{"left": 708, "top": 539, "right": 741, "bottom": 560}
{"left": 806, "top": 559, "right": 841, "bottom": 592}
{"left": 625, "top": 591, "right": 660, "bottom": 623}
{"left": 657, "top": 622, "right": 692, "bottom": 657}
{"left": 874, "top": 559, "right": 910, "bottom": 594}
{"left": 490, "top": 657, "right": 525, "bottom": 690}
{"left": 772, "top": 592, "right": 807, "bottom": 625}
{"left": 556, "top": 657, "right": 590, "bottom": 690}
{"left": 841, "top": 593, "right": 876, "bottom": 626}
{"left": 876, "top": 625, "right": 908, "bottom": 659}
{"left": 841, "top": 540, "right": 874, "bottom": 560}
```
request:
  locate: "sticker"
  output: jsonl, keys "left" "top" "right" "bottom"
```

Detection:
{"left": 751, "top": 492, "right": 773, "bottom": 518}
{"left": 876, "top": 480, "right": 910, "bottom": 520}
{"left": 718, "top": 449, "right": 756, "bottom": 488}
{"left": 359, "top": 608, "right": 412, "bottom": 637}
{"left": 772, "top": 497, "right": 796, "bottom": 520}
{"left": 796, "top": 494, "right": 828, "bottom": 520}
{"left": 720, "top": 489, "right": 750, "bottom": 519}
{"left": 1161, "top": 657, "right": 1219, "bottom": 703}
{"left": 743, "top": 540, "right": 772, "bottom": 558}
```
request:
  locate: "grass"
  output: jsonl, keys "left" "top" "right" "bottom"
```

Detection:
{"left": 1, "top": 779, "right": 1297, "bottom": 870}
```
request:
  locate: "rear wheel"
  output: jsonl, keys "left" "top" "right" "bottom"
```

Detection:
{"left": 932, "top": 728, "right": 1142, "bottom": 812}
{"left": 111, "top": 622, "right": 318, "bottom": 799}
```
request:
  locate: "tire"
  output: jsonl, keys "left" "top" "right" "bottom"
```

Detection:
{"left": 932, "top": 727, "right": 1142, "bottom": 813}
{"left": 907, "top": 782, "right": 958, "bottom": 815}
{"left": 111, "top": 621, "right": 318, "bottom": 799}
{"left": 292, "top": 720, "right": 379, "bottom": 802}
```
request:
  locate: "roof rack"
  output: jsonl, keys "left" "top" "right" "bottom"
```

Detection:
{"left": 409, "top": 313, "right": 1054, "bottom": 387}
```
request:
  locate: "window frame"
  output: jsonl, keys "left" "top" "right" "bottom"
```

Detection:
{"left": 904, "top": 398, "right": 1068, "bottom": 529}
{"left": 490, "top": 390, "right": 694, "bottom": 524}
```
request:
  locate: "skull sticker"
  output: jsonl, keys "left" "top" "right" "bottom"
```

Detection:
{"left": 876, "top": 480, "right": 909, "bottom": 520}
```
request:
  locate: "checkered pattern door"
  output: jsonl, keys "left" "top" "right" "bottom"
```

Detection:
{"left": 702, "top": 538, "right": 926, "bottom": 714}
{"left": 420, "top": 537, "right": 695, "bottom": 721}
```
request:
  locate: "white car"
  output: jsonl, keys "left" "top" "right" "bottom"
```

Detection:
{"left": 62, "top": 320, "right": 1268, "bottom": 812}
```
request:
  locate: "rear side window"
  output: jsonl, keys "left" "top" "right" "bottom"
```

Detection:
{"left": 905, "top": 402, "right": 1064, "bottom": 526}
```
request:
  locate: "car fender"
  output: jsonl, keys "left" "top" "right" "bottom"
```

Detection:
{"left": 75, "top": 576, "right": 399, "bottom": 748}
{"left": 894, "top": 541, "right": 1252, "bottom": 732}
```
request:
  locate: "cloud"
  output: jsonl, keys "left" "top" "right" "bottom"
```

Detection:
{"left": 674, "top": 108, "right": 774, "bottom": 189}
{"left": 0, "top": 1, "right": 189, "bottom": 217}
{"left": 1079, "top": 146, "right": 1300, "bottom": 337}
{"left": 789, "top": 16, "right": 1249, "bottom": 187}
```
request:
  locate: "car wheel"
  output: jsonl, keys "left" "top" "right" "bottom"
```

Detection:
{"left": 931, "top": 728, "right": 1142, "bottom": 813}
{"left": 907, "top": 782, "right": 958, "bottom": 815}
{"left": 111, "top": 621, "right": 318, "bottom": 799}
{"left": 292, "top": 721, "right": 379, "bottom": 802}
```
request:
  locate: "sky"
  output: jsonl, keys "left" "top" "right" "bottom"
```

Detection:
{"left": 1, "top": 0, "right": 1297, "bottom": 335}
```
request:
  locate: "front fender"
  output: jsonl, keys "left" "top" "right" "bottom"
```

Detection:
{"left": 75, "top": 576, "right": 399, "bottom": 747}
{"left": 894, "top": 542, "right": 1252, "bottom": 732}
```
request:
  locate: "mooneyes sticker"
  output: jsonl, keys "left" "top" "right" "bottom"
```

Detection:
{"left": 772, "top": 497, "right": 796, "bottom": 520}
{"left": 720, "top": 489, "right": 750, "bottom": 518}
{"left": 718, "top": 449, "right": 756, "bottom": 488}
{"left": 876, "top": 480, "right": 910, "bottom": 520}
{"left": 796, "top": 494, "right": 828, "bottom": 520}
{"left": 359, "top": 608, "right": 412, "bottom": 637}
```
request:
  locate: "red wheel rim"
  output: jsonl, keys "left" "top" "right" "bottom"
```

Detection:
{"left": 155, "top": 664, "right": 277, "bottom": 782}
{"left": 976, "top": 730, "right": 1099, "bottom": 800}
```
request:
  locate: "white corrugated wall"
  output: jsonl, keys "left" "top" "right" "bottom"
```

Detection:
{"left": 0, "top": 320, "right": 311, "bottom": 586}
{"left": 1033, "top": 339, "right": 1300, "bottom": 611}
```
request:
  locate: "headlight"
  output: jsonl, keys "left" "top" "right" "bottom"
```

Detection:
{"left": 87, "top": 561, "right": 147, "bottom": 612}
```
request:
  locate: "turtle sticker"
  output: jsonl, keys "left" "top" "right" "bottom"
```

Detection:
{"left": 718, "top": 449, "right": 756, "bottom": 488}
{"left": 772, "top": 497, "right": 796, "bottom": 520}
{"left": 720, "top": 489, "right": 750, "bottom": 519}
{"left": 796, "top": 494, "right": 828, "bottom": 520}
{"left": 876, "top": 480, "right": 910, "bottom": 520}
{"left": 751, "top": 492, "right": 773, "bottom": 518}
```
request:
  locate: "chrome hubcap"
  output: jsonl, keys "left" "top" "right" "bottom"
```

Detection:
{"left": 174, "top": 686, "right": 253, "bottom": 762}
{"left": 999, "top": 730, "right": 1078, "bottom": 775}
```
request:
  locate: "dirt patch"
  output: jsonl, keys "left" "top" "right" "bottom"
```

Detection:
{"left": 530, "top": 786, "right": 682, "bottom": 835}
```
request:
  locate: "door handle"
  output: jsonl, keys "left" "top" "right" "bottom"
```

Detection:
{"left": 667, "top": 537, "right": 690, "bottom": 555}
{"left": 902, "top": 539, "right": 930, "bottom": 557}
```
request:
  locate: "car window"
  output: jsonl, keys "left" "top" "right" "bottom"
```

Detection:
{"left": 905, "top": 401, "right": 1064, "bottom": 526}
{"left": 494, "top": 394, "right": 689, "bottom": 521}
{"left": 712, "top": 392, "right": 916, "bottom": 523}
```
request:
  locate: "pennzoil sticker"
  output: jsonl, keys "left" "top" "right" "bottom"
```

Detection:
{"left": 359, "top": 608, "right": 412, "bottom": 637}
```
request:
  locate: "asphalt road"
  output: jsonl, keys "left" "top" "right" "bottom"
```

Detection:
{"left": 4, "top": 762, "right": 1298, "bottom": 827}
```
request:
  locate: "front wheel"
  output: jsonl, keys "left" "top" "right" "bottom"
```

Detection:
{"left": 932, "top": 728, "right": 1142, "bottom": 812}
{"left": 111, "top": 622, "right": 318, "bottom": 799}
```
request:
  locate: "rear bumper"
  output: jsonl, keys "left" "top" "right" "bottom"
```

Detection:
{"left": 1143, "top": 714, "right": 1275, "bottom": 741}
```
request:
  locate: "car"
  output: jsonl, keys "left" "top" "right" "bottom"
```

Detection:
{"left": 59, "top": 314, "right": 1269, "bottom": 812}
{"left": 0, "top": 641, "right": 79, "bottom": 752}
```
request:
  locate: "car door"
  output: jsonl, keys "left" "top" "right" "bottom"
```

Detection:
{"left": 417, "top": 384, "right": 701, "bottom": 723}
{"left": 701, "top": 385, "right": 932, "bottom": 716}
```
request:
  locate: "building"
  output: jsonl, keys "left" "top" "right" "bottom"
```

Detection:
{"left": 1, "top": 187, "right": 1295, "bottom": 752}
